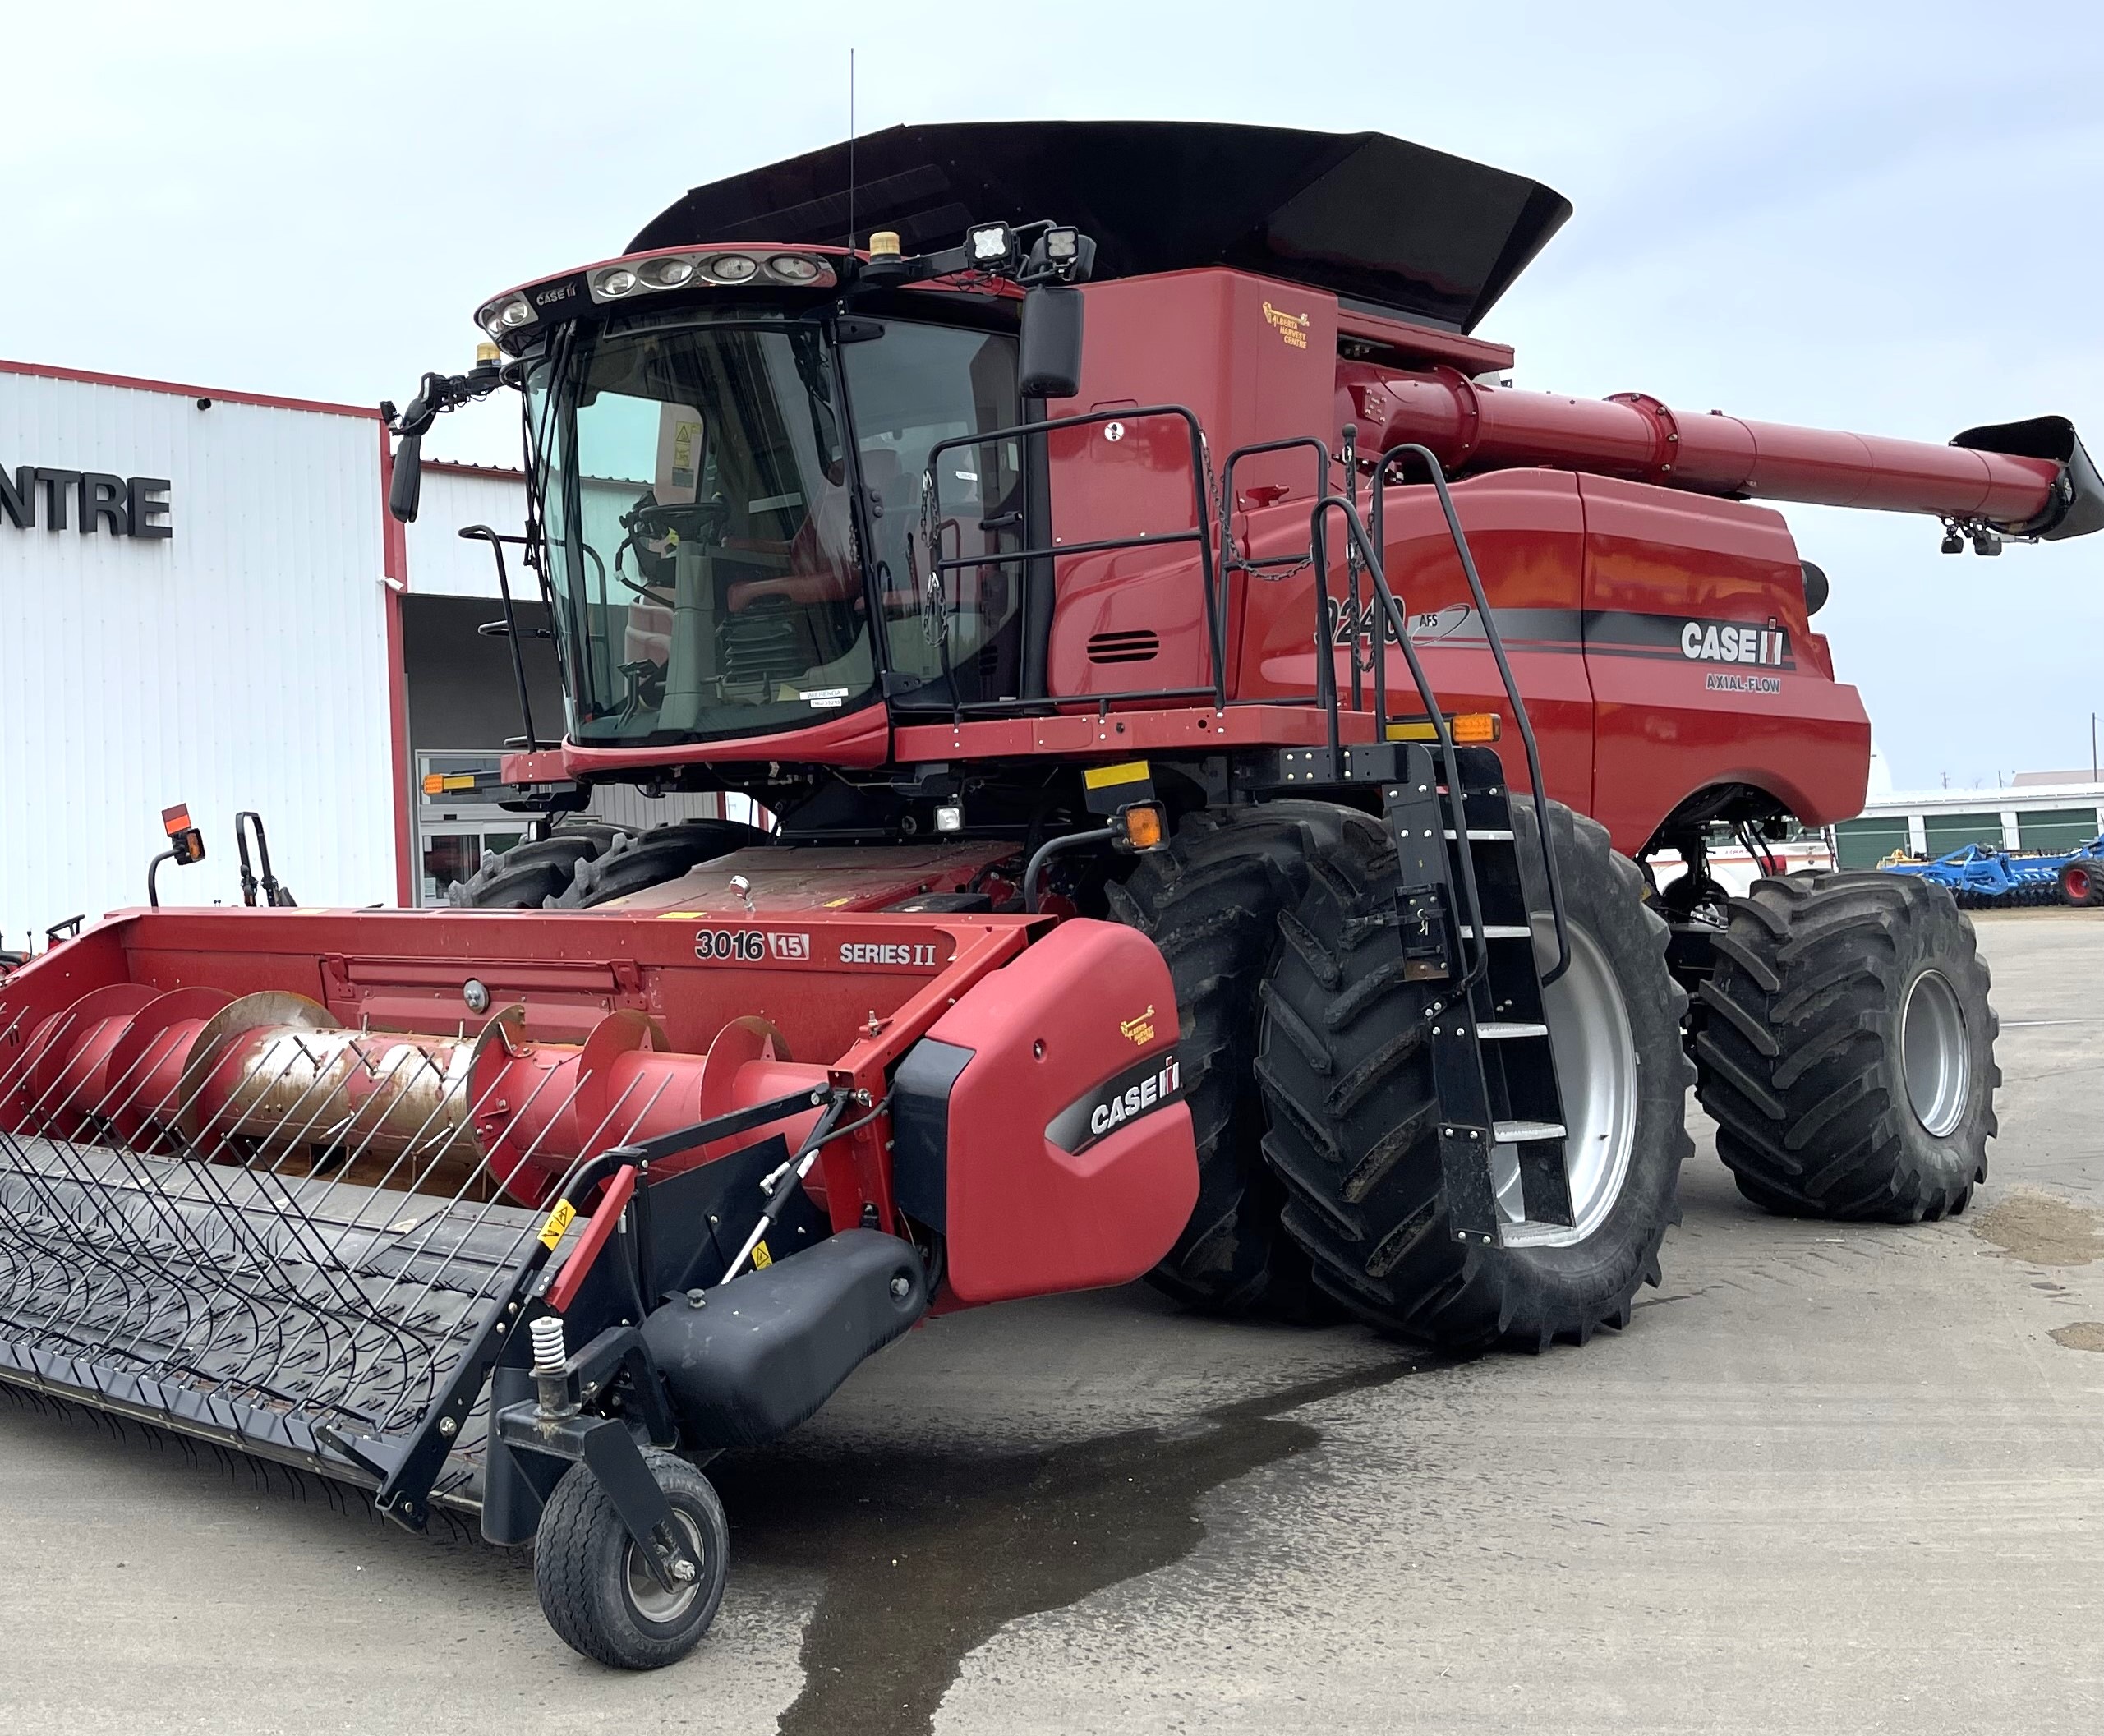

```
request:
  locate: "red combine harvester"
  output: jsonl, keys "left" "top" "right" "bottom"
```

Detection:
{"left": 2, "top": 122, "right": 2096, "bottom": 1667}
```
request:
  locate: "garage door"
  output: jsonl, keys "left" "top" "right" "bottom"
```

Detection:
{"left": 2016, "top": 806, "right": 2103, "bottom": 852}
{"left": 1835, "top": 817, "right": 1912, "bottom": 868}
{"left": 1922, "top": 811, "right": 2005, "bottom": 856}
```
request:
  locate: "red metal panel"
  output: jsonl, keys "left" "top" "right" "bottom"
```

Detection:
{"left": 923, "top": 919, "right": 1197, "bottom": 1304}
{"left": 1579, "top": 477, "right": 1870, "bottom": 848}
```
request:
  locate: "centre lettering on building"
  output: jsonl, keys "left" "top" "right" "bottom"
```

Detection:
{"left": 0, "top": 467, "right": 173, "bottom": 539}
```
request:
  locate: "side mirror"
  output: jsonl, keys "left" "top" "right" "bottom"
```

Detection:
{"left": 389, "top": 430, "right": 424, "bottom": 523}
{"left": 1018, "top": 284, "right": 1084, "bottom": 399}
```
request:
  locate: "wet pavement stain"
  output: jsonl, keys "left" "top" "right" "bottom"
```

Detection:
{"left": 2049, "top": 1321, "right": 2104, "bottom": 1353}
{"left": 1972, "top": 1190, "right": 2104, "bottom": 1265}
{"left": 711, "top": 1356, "right": 1427, "bottom": 1736}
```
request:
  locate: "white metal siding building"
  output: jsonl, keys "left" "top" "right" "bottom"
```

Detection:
{"left": 0, "top": 361, "right": 400, "bottom": 946}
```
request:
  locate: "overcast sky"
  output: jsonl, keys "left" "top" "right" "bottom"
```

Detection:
{"left": 7, "top": 2, "right": 2100, "bottom": 791}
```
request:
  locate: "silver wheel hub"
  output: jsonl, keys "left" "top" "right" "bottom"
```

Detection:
{"left": 625, "top": 1509, "right": 706, "bottom": 1624}
{"left": 1899, "top": 968, "right": 1969, "bottom": 1138}
{"left": 1491, "top": 920, "right": 1638, "bottom": 1249}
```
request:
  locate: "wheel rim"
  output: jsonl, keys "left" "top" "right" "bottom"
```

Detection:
{"left": 624, "top": 1508, "right": 706, "bottom": 1626}
{"left": 1899, "top": 968, "right": 1970, "bottom": 1138}
{"left": 2069, "top": 867, "right": 2092, "bottom": 901}
{"left": 1492, "top": 921, "right": 1638, "bottom": 1248}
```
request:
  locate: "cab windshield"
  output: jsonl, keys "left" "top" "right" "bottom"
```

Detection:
{"left": 527, "top": 309, "right": 1024, "bottom": 747}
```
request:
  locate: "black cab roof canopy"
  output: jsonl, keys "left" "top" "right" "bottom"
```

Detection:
{"left": 628, "top": 120, "right": 1572, "bottom": 334}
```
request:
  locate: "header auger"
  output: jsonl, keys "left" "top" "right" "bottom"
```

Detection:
{"left": 3, "top": 119, "right": 2090, "bottom": 1667}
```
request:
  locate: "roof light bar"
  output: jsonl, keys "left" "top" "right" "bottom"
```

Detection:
{"left": 584, "top": 250, "right": 836, "bottom": 305}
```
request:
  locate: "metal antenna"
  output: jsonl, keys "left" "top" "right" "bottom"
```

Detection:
{"left": 847, "top": 49, "right": 857, "bottom": 249}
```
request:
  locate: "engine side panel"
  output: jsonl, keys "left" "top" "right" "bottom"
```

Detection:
{"left": 1577, "top": 476, "right": 1870, "bottom": 845}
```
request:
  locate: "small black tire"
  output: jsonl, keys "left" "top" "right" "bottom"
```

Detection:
{"left": 1255, "top": 796, "right": 1692, "bottom": 1353}
{"left": 2060, "top": 859, "right": 2102, "bottom": 908}
{"left": 1105, "top": 804, "right": 1358, "bottom": 1316}
{"left": 534, "top": 1448, "right": 729, "bottom": 1671}
{"left": 554, "top": 820, "right": 767, "bottom": 909}
{"left": 449, "top": 821, "right": 623, "bottom": 909}
{"left": 1694, "top": 871, "right": 1998, "bottom": 1221}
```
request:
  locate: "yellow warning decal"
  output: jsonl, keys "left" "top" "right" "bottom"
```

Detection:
{"left": 1083, "top": 759, "right": 1150, "bottom": 790}
{"left": 538, "top": 1199, "right": 576, "bottom": 1250}
{"left": 751, "top": 1241, "right": 773, "bottom": 1270}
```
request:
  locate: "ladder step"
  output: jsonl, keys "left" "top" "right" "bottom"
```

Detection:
{"left": 1443, "top": 828, "right": 1516, "bottom": 840}
{"left": 1493, "top": 1120, "right": 1567, "bottom": 1143}
{"left": 1477, "top": 1021, "right": 1549, "bottom": 1039}
{"left": 1458, "top": 924, "right": 1533, "bottom": 940}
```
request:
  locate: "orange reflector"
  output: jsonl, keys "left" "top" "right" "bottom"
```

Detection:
{"left": 160, "top": 803, "right": 192, "bottom": 836}
{"left": 1121, "top": 802, "right": 1167, "bottom": 852}
{"left": 421, "top": 774, "right": 445, "bottom": 795}
{"left": 1385, "top": 711, "right": 1501, "bottom": 745}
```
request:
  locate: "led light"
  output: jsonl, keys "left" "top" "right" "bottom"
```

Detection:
{"left": 1119, "top": 802, "right": 1168, "bottom": 852}
{"left": 1044, "top": 226, "right": 1079, "bottom": 260}
{"left": 708, "top": 253, "right": 760, "bottom": 283}
{"left": 934, "top": 802, "right": 964, "bottom": 835}
{"left": 767, "top": 254, "right": 822, "bottom": 283}
{"left": 478, "top": 296, "right": 536, "bottom": 334}
{"left": 967, "top": 223, "right": 1013, "bottom": 264}
{"left": 1385, "top": 712, "right": 1503, "bottom": 745}
{"left": 647, "top": 256, "right": 697, "bottom": 287}
{"left": 598, "top": 268, "right": 638, "bottom": 297}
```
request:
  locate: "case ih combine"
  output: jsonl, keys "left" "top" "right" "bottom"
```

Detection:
{"left": 2, "top": 122, "right": 2097, "bottom": 1668}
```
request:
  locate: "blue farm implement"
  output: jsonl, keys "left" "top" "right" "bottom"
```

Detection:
{"left": 1882, "top": 836, "right": 2104, "bottom": 908}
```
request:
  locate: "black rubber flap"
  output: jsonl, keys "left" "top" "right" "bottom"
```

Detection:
{"left": 642, "top": 1229, "right": 926, "bottom": 1449}
{"left": 628, "top": 121, "right": 1572, "bottom": 334}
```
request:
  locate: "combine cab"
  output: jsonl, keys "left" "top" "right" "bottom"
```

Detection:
{"left": 2, "top": 120, "right": 2093, "bottom": 1666}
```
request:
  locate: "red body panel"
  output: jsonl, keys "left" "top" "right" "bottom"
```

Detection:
{"left": 919, "top": 919, "right": 1196, "bottom": 1304}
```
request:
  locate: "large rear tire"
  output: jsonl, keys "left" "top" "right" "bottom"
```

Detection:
{"left": 449, "top": 820, "right": 623, "bottom": 908}
{"left": 2060, "top": 859, "right": 2102, "bottom": 907}
{"left": 555, "top": 819, "right": 768, "bottom": 909}
{"left": 1255, "top": 797, "right": 1692, "bottom": 1353}
{"left": 1695, "top": 871, "right": 1998, "bottom": 1221}
{"left": 1105, "top": 804, "right": 1359, "bottom": 1315}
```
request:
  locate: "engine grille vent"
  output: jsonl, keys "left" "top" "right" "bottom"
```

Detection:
{"left": 1085, "top": 629, "right": 1160, "bottom": 665}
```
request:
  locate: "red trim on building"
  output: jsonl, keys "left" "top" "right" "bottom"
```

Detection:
{"left": 380, "top": 425, "right": 415, "bottom": 907}
{"left": 0, "top": 357, "right": 380, "bottom": 421}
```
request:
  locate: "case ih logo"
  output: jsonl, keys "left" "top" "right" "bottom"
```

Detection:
{"left": 1, "top": 467, "right": 172, "bottom": 539}
{"left": 1681, "top": 617, "right": 1788, "bottom": 667}
{"left": 1044, "top": 1052, "right": 1185, "bottom": 1154}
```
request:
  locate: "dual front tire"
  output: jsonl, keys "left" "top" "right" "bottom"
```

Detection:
{"left": 1250, "top": 797, "right": 1693, "bottom": 1352}
{"left": 1135, "top": 799, "right": 2000, "bottom": 1354}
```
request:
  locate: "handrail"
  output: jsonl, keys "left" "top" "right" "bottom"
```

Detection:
{"left": 918, "top": 404, "right": 1224, "bottom": 714}
{"left": 1305, "top": 493, "right": 1493, "bottom": 993}
{"left": 458, "top": 525, "right": 542, "bottom": 752}
{"left": 1374, "top": 444, "right": 1571, "bottom": 985}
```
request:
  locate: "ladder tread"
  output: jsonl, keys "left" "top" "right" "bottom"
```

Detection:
{"left": 1493, "top": 1119, "right": 1567, "bottom": 1143}
{"left": 1458, "top": 924, "right": 1533, "bottom": 940}
{"left": 1476, "top": 1021, "right": 1549, "bottom": 1039}
{"left": 1443, "top": 828, "right": 1516, "bottom": 840}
